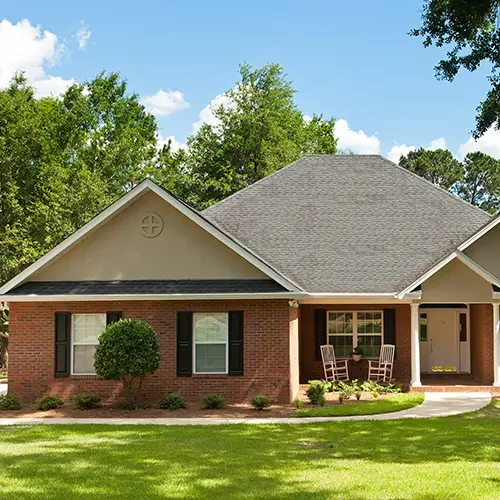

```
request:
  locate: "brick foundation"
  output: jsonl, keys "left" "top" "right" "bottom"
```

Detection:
{"left": 299, "top": 304, "right": 411, "bottom": 383}
{"left": 8, "top": 299, "right": 297, "bottom": 404}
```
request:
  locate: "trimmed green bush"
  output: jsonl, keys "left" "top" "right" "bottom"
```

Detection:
{"left": 72, "top": 393, "right": 103, "bottom": 410}
{"left": 94, "top": 319, "right": 161, "bottom": 407}
{"left": 35, "top": 396, "right": 64, "bottom": 411}
{"left": 294, "top": 399, "right": 303, "bottom": 410}
{"left": 160, "top": 392, "right": 187, "bottom": 411}
{"left": 250, "top": 395, "right": 273, "bottom": 410}
{"left": 201, "top": 393, "right": 225, "bottom": 409}
{"left": 0, "top": 394, "right": 21, "bottom": 410}
{"left": 306, "top": 380, "right": 326, "bottom": 406}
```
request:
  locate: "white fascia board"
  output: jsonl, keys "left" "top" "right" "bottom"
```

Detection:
{"left": 0, "top": 179, "right": 300, "bottom": 295}
{"left": 309, "top": 293, "right": 396, "bottom": 298}
{"left": 455, "top": 250, "right": 500, "bottom": 287}
{"left": 457, "top": 215, "right": 500, "bottom": 252}
{"left": 1, "top": 292, "right": 307, "bottom": 302}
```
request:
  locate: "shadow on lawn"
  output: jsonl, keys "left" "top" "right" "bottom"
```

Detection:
{"left": 0, "top": 402, "right": 499, "bottom": 499}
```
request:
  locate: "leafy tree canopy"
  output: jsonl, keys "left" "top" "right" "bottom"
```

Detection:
{"left": 168, "top": 63, "right": 337, "bottom": 209}
{"left": 412, "top": 0, "right": 500, "bottom": 137}
{"left": 398, "top": 147, "right": 500, "bottom": 213}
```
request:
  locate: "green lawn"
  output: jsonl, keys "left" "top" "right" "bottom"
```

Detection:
{"left": 0, "top": 400, "right": 499, "bottom": 499}
{"left": 295, "top": 393, "right": 424, "bottom": 417}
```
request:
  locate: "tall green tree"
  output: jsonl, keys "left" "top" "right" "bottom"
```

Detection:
{"left": 399, "top": 148, "right": 500, "bottom": 213}
{"left": 412, "top": 1, "right": 500, "bottom": 137}
{"left": 183, "top": 63, "right": 337, "bottom": 208}
{"left": 0, "top": 73, "right": 158, "bottom": 285}
{"left": 398, "top": 148, "right": 463, "bottom": 189}
{"left": 456, "top": 152, "right": 500, "bottom": 212}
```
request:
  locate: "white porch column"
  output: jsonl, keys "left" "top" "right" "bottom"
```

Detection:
{"left": 493, "top": 303, "right": 500, "bottom": 387}
{"left": 410, "top": 303, "right": 422, "bottom": 387}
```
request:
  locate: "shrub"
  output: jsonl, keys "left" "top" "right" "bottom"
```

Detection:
{"left": 372, "top": 390, "right": 380, "bottom": 399}
{"left": 355, "top": 391, "right": 362, "bottom": 401}
{"left": 72, "top": 393, "right": 102, "bottom": 410}
{"left": 250, "top": 395, "right": 273, "bottom": 410}
{"left": 306, "top": 380, "right": 326, "bottom": 406}
{"left": 201, "top": 393, "right": 226, "bottom": 409}
{"left": 35, "top": 395, "right": 64, "bottom": 411}
{"left": 0, "top": 394, "right": 21, "bottom": 410}
{"left": 94, "top": 319, "right": 161, "bottom": 408}
{"left": 160, "top": 392, "right": 187, "bottom": 411}
{"left": 294, "top": 399, "right": 303, "bottom": 409}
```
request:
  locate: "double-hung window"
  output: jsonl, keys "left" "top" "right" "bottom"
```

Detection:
{"left": 72, "top": 314, "right": 106, "bottom": 375}
{"left": 327, "top": 311, "right": 383, "bottom": 357}
{"left": 193, "top": 313, "right": 228, "bottom": 374}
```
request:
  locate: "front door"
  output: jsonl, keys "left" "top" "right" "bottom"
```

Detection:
{"left": 428, "top": 309, "right": 459, "bottom": 373}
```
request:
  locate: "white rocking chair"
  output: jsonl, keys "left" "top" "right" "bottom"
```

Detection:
{"left": 320, "top": 345, "right": 349, "bottom": 382}
{"left": 368, "top": 344, "right": 395, "bottom": 382}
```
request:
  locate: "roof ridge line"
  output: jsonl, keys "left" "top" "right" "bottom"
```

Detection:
{"left": 376, "top": 155, "right": 491, "bottom": 218}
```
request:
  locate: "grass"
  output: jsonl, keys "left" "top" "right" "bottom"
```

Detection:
{"left": 295, "top": 392, "right": 424, "bottom": 418}
{"left": 0, "top": 399, "right": 499, "bottom": 499}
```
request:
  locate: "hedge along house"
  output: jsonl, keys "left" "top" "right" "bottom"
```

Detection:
{"left": 1, "top": 155, "right": 500, "bottom": 403}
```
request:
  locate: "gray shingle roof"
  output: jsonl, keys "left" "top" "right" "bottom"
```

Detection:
{"left": 7, "top": 280, "right": 286, "bottom": 296}
{"left": 203, "top": 155, "right": 491, "bottom": 293}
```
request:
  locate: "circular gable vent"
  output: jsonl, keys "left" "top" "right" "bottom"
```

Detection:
{"left": 139, "top": 213, "right": 163, "bottom": 238}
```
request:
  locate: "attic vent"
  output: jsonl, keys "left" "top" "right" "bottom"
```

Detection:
{"left": 140, "top": 213, "right": 163, "bottom": 238}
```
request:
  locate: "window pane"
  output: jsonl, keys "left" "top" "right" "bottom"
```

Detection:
{"left": 420, "top": 313, "right": 428, "bottom": 341}
{"left": 357, "top": 312, "right": 381, "bottom": 335}
{"left": 358, "top": 335, "right": 382, "bottom": 357}
{"left": 73, "top": 345, "right": 96, "bottom": 374}
{"left": 459, "top": 313, "right": 467, "bottom": 342}
{"left": 194, "top": 313, "right": 228, "bottom": 342}
{"left": 195, "top": 344, "right": 226, "bottom": 373}
{"left": 327, "top": 312, "right": 353, "bottom": 334}
{"left": 73, "top": 314, "right": 106, "bottom": 343}
{"left": 328, "top": 335, "right": 353, "bottom": 358}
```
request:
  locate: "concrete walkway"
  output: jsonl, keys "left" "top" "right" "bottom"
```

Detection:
{"left": 0, "top": 392, "right": 492, "bottom": 426}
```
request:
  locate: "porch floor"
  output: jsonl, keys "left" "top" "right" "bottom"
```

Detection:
{"left": 411, "top": 374, "right": 500, "bottom": 394}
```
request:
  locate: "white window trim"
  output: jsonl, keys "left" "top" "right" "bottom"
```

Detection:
{"left": 192, "top": 313, "right": 229, "bottom": 375}
{"left": 71, "top": 313, "right": 106, "bottom": 376}
{"left": 327, "top": 310, "right": 384, "bottom": 358}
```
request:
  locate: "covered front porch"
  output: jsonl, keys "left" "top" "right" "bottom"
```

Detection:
{"left": 298, "top": 300, "right": 500, "bottom": 392}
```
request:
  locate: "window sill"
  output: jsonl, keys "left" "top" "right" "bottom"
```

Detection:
{"left": 192, "top": 373, "right": 229, "bottom": 378}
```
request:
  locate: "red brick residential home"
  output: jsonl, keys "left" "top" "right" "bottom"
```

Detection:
{"left": 1, "top": 155, "right": 500, "bottom": 403}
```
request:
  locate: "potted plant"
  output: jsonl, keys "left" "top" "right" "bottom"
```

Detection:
{"left": 350, "top": 340, "right": 363, "bottom": 362}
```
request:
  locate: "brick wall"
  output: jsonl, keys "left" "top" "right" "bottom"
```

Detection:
{"left": 470, "top": 303, "right": 494, "bottom": 384}
{"left": 8, "top": 299, "right": 296, "bottom": 403}
{"left": 299, "top": 304, "right": 411, "bottom": 383}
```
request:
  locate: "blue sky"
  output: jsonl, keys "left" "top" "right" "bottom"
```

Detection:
{"left": 2, "top": 0, "right": 499, "bottom": 160}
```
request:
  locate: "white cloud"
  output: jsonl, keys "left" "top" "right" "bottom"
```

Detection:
{"left": 32, "top": 76, "right": 75, "bottom": 97}
{"left": 458, "top": 126, "right": 500, "bottom": 160}
{"left": 386, "top": 137, "right": 447, "bottom": 163}
{"left": 156, "top": 133, "right": 186, "bottom": 152}
{"left": 386, "top": 144, "right": 417, "bottom": 163}
{"left": 192, "top": 92, "right": 234, "bottom": 131}
{"left": 76, "top": 24, "right": 91, "bottom": 50}
{"left": 0, "top": 18, "right": 65, "bottom": 89}
{"left": 334, "top": 119, "right": 381, "bottom": 154}
{"left": 140, "top": 89, "right": 189, "bottom": 117}
{"left": 428, "top": 137, "right": 446, "bottom": 150}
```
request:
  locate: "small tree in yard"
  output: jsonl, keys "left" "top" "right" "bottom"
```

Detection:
{"left": 94, "top": 319, "right": 161, "bottom": 408}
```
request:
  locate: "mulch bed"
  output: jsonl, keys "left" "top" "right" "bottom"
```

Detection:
{"left": 0, "top": 392, "right": 396, "bottom": 419}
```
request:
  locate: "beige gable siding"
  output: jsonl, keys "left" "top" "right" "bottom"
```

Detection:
{"left": 421, "top": 258, "right": 492, "bottom": 303}
{"left": 33, "top": 191, "right": 268, "bottom": 281}
{"left": 463, "top": 222, "right": 500, "bottom": 280}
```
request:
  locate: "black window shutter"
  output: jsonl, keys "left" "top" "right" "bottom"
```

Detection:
{"left": 228, "top": 311, "right": 244, "bottom": 376}
{"left": 314, "top": 309, "right": 327, "bottom": 358}
{"left": 106, "top": 311, "right": 123, "bottom": 325}
{"left": 177, "top": 312, "right": 193, "bottom": 377}
{"left": 54, "top": 312, "right": 71, "bottom": 378}
{"left": 383, "top": 308, "right": 396, "bottom": 357}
